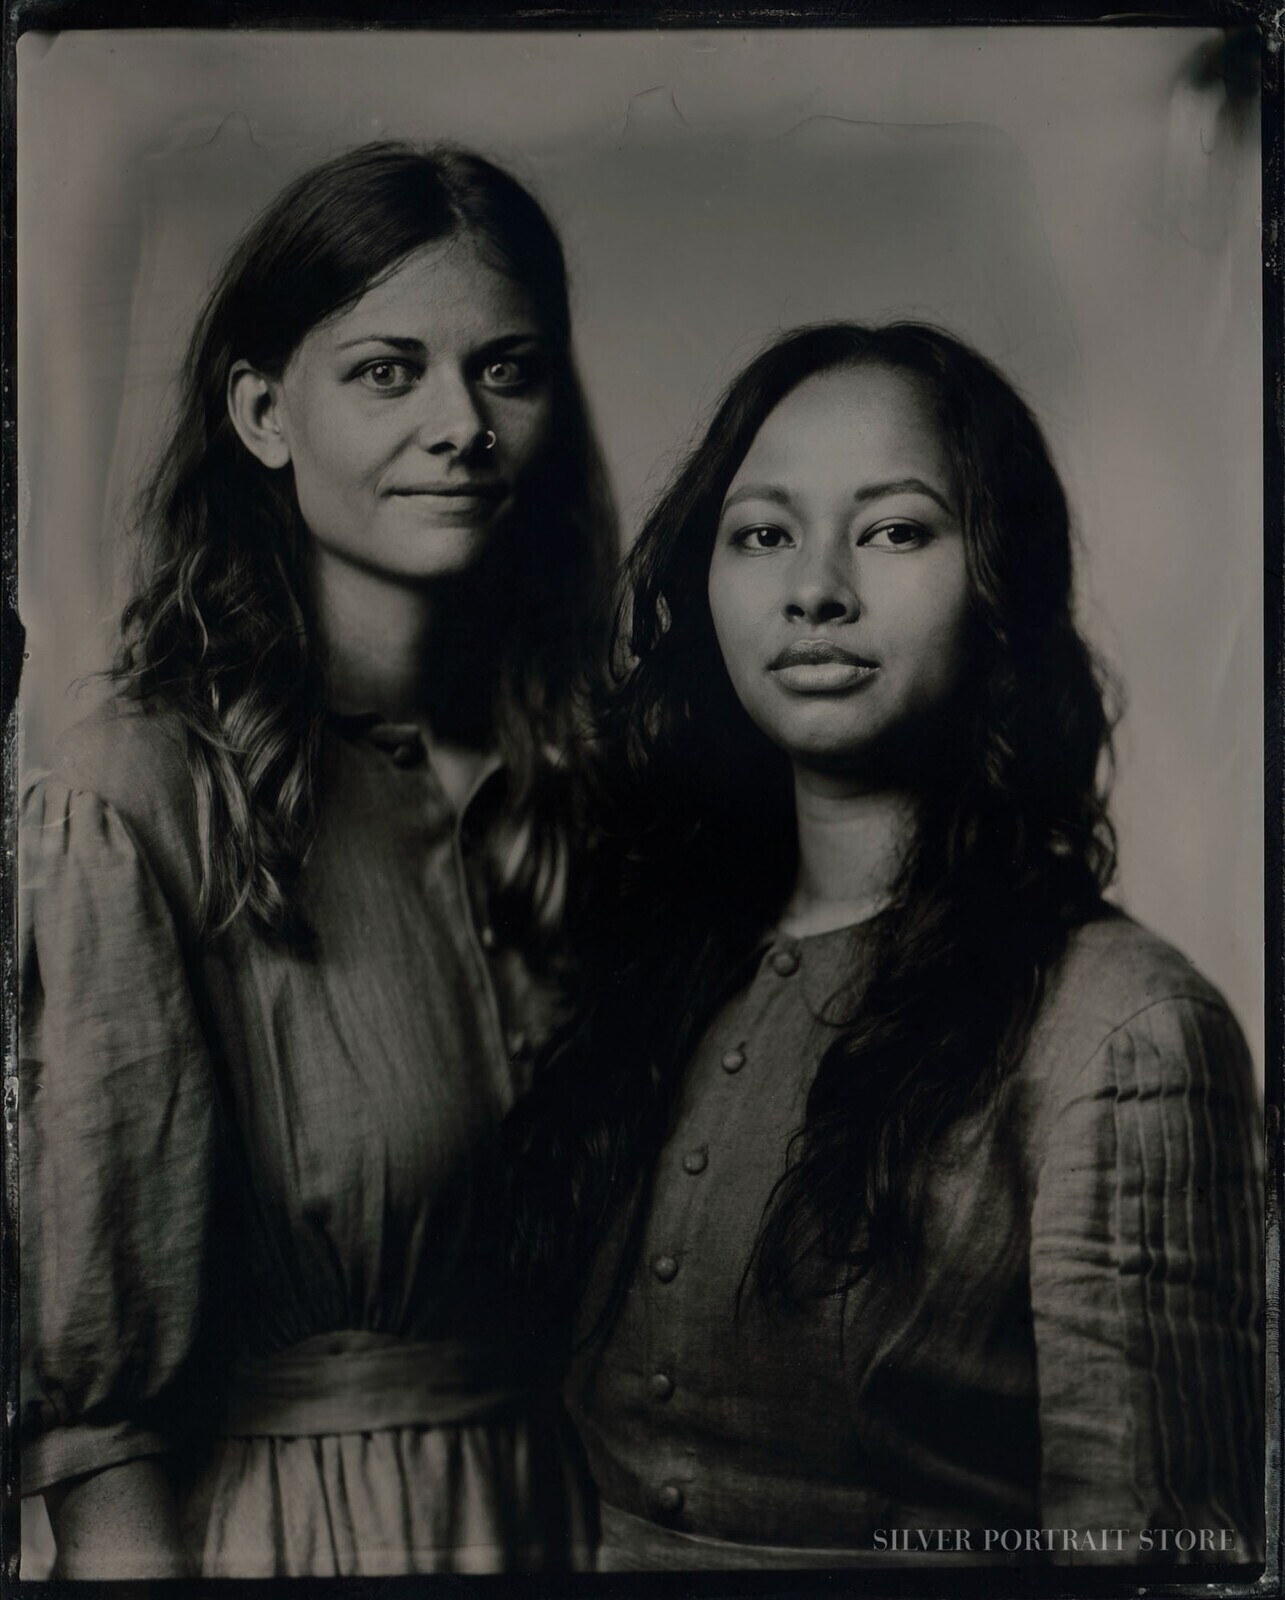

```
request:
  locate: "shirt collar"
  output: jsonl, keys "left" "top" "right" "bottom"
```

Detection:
{"left": 326, "top": 707, "right": 506, "bottom": 815}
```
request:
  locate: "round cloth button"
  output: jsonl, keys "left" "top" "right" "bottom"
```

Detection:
{"left": 651, "top": 1254, "right": 679, "bottom": 1283}
{"left": 682, "top": 1149, "right": 708, "bottom": 1175}
{"left": 649, "top": 1372, "right": 675, "bottom": 1401}
{"left": 479, "top": 924, "right": 498, "bottom": 951}
{"left": 390, "top": 741, "right": 423, "bottom": 768}
{"left": 720, "top": 1047, "right": 746, "bottom": 1074}
{"left": 770, "top": 946, "right": 801, "bottom": 977}
{"left": 656, "top": 1484, "right": 684, "bottom": 1516}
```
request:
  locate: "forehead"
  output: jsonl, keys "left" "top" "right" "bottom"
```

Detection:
{"left": 311, "top": 238, "right": 541, "bottom": 347}
{"left": 732, "top": 364, "right": 949, "bottom": 483}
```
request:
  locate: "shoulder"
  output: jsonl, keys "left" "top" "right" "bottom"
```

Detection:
{"left": 38, "top": 695, "right": 192, "bottom": 819}
{"left": 1024, "top": 913, "right": 1262, "bottom": 1263}
{"left": 1045, "top": 909, "right": 1230, "bottom": 1030}
{"left": 1022, "top": 909, "right": 1252, "bottom": 1115}
{"left": 24, "top": 696, "right": 200, "bottom": 915}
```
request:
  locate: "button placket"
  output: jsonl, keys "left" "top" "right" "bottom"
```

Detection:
{"left": 640, "top": 1100, "right": 701, "bottom": 1423}
{"left": 623, "top": 933, "right": 858, "bottom": 1540}
{"left": 650, "top": 1253, "right": 679, "bottom": 1283}
{"left": 770, "top": 943, "right": 801, "bottom": 977}
{"left": 648, "top": 1371, "right": 675, "bottom": 1401}
{"left": 641, "top": 977, "right": 764, "bottom": 1389}
{"left": 655, "top": 1483, "right": 685, "bottom": 1517}
{"left": 438, "top": 760, "right": 514, "bottom": 1109}
{"left": 634, "top": 941, "right": 813, "bottom": 1536}
{"left": 368, "top": 722, "right": 430, "bottom": 774}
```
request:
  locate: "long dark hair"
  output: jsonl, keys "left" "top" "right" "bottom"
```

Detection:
{"left": 508, "top": 322, "right": 1117, "bottom": 1320}
{"left": 116, "top": 141, "right": 615, "bottom": 946}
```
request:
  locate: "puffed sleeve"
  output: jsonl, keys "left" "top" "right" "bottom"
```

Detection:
{"left": 20, "top": 776, "right": 216, "bottom": 1495}
{"left": 1029, "top": 996, "right": 1264, "bottom": 1564}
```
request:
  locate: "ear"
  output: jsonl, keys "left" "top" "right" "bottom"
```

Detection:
{"left": 227, "top": 360, "right": 292, "bottom": 469}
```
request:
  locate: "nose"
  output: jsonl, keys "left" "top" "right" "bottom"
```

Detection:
{"left": 415, "top": 368, "right": 489, "bottom": 457}
{"left": 784, "top": 538, "right": 860, "bottom": 624}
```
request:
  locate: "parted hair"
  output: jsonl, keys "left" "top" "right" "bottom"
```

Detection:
{"left": 115, "top": 141, "right": 615, "bottom": 947}
{"left": 507, "top": 321, "right": 1117, "bottom": 1319}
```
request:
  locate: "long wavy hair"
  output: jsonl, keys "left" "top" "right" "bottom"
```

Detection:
{"left": 116, "top": 141, "right": 615, "bottom": 948}
{"left": 508, "top": 322, "right": 1118, "bottom": 1322}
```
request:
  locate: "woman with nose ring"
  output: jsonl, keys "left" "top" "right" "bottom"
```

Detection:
{"left": 19, "top": 142, "right": 613, "bottom": 1577}
{"left": 507, "top": 323, "right": 1263, "bottom": 1568}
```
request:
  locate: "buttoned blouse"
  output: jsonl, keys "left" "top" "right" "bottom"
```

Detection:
{"left": 20, "top": 696, "right": 589, "bottom": 1576}
{"left": 568, "top": 914, "right": 1264, "bottom": 1569}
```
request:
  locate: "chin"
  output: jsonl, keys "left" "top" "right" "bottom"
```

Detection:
{"left": 776, "top": 712, "right": 946, "bottom": 785}
{"left": 396, "top": 528, "right": 499, "bottom": 582}
{"left": 772, "top": 712, "right": 886, "bottom": 765}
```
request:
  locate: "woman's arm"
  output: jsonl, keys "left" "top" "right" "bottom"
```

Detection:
{"left": 45, "top": 1460, "right": 193, "bottom": 1579}
{"left": 21, "top": 771, "right": 216, "bottom": 1571}
{"left": 1029, "top": 995, "right": 1264, "bottom": 1563}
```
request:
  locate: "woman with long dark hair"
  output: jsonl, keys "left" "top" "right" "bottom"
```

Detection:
{"left": 20, "top": 142, "right": 613, "bottom": 1577}
{"left": 509, "top": 323, "right": 1263, "bottom": 1569}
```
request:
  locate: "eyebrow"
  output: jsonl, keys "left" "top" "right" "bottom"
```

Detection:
{"left": 334, "top": 334, "right": 425, "bottom": 353}
{"left": 721, "top": 477, "right": 955, "bottom": 517}
{"left": 853, "top": 477, "right": 955, "bottom": 515}
{"left": 333, "top": 331, "right": 548, "bottom": 354}
{"left": 721, "top": 484, "right": 793, "bottom": 514}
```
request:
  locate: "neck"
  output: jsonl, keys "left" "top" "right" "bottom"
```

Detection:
{"left": 781, "top": 765, "right": 916, "bottom": 938}
{"left": 313, "top": 552, "right": 499, "bottom": 746}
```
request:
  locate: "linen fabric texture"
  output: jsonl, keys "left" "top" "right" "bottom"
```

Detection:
{"left": 569, "top": 914, "right": 1265, "bottom": 1570}
{"left": 19, "top": 697, "right": 592, "bottom": 1577}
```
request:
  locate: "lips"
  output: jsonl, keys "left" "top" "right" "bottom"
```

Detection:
{"left": 386, "top": 482, "right": 507, "bottom": 525}
{"left": 769, "top": 639, "right": 879, "bottom": 693}
{"left": 388, "top": 482, "right": 504, "bottom": 501}
{"left": 770, "top": 640, "right": 877, "bottom": 671}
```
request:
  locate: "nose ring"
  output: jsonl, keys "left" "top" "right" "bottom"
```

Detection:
{"left": 482, "top": 429, "right": 497, "bottom": 452}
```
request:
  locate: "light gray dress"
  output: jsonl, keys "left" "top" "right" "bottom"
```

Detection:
{"left": 570, "top": 915, "right": 1264, "bottom": 1569}
{"left": 20, "top": 696, "right": 592, "bottom": 1577}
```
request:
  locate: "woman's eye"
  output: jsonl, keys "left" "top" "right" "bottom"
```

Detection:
{"left": 863, "top": 521, "right": 925, "bottom": 551}
{"left": 733, "top": 524, "right": 793, "bottom": 552}
{"left": 357, "top": 360, "right": 418, "bottom": 393}
{"left": 482, "top": 358, "right": 529, "bottom": 389}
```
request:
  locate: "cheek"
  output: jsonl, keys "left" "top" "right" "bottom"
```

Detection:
{"left": 506, "top": 398, "right": 555, "bottom": 475}
{"left": 707, "top": 565, "right": 754, "bottom": 680}
{"left": 283, "top": 408, "right": 341, "bottom": 493}
{"left": 286, "top": 392, "right": 391, "bottom": 492}
{"left": 286, "top": 427, "right": 382, "bottom": 547}
{"left": 919, "top": 590, "right": 974, "bottom": 699}
{"left": 893, "top": 557, "right": 972, "bottom": 679}
{"left": 290, "top": 447, "right": 355, "bottom": 533}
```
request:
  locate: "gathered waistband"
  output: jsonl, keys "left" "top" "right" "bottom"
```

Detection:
{"left": 214, "top": 1331, "right": 539, "bottom": 1438}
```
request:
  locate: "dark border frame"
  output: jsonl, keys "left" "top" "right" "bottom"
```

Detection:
{"left": 1, "top": 6, "right": 1279, "bottom": 1598}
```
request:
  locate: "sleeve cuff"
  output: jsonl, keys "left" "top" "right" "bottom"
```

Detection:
{"left": 21, "top": 1420, "right": 169, "bottom": 1497}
